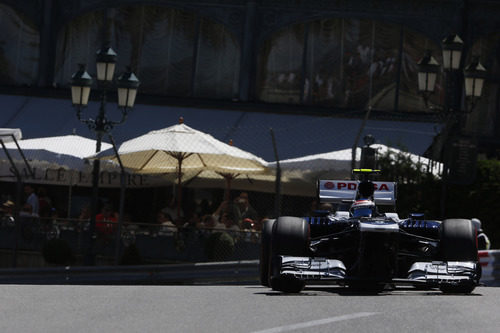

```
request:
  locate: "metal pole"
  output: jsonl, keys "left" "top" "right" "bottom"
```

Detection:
{"left": 0, "top": 135, "right": 33, "bottom": 267}
{"left": 270, "top": 128, "right": 281, "bottom": 217}
{"left": 109, "top": 134, "right": 127, "bottom": 265}
{"left": 84, "top": 92, "right": 106, "bottom": 266}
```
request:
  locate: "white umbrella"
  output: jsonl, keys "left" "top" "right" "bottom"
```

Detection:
{"left": 269, "top": 144, "right": 441, "bottom": 181}
{"left": 2, "top": 134, "right": 112, "bottom": 172}
{"left": 96, "top": 118, "right": 269, "bottom": 217}
{"left": 268, "top": 147, "right": 360, "bottom": 180}
{"left": 0, "top": 134, "right": 115, "bottom": 218}
{"left": 0, "top": 128, "right": 22, "bottom": 143}
{"left": 0, "top": 133, "right": 114, "bottom": 165}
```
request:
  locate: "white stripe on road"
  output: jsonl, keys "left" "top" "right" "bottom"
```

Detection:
{"left": 251, "top": 312, "right": 379, "bottom": 333}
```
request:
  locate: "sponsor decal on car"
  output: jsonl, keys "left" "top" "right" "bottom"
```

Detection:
{"left": 323, "top": 181, "right": 391, "bottom": 191}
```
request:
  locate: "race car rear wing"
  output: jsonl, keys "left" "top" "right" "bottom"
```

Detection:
{"left": 317, "top": 180, "right": 397, "bottom": 205}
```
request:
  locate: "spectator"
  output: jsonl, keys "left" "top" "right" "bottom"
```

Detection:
{"left": 1, "top": 200, "right": 15, "bottom": 226}
{"left": 78, "top": 204, "right": 91, "bottom": 220}
{"left": 24, "top": 185, "right": 39, "bottom": 217}
{"left": 37, "top": 187, "right": 52, "bottom": 219}
{"left": 20, "top": 203, "right": 33, "bottom": 217}
{"left": 233, "top": 192, "right": 259, "bottom": 227}
{"left": 198, "top": 199, "right": 212, "bottom": 216}
{"left": 157, "top": 209, "right": 177, "bottom": 234}
{"left": 478, "top": 229, "right": 491, "bottom": 250}
{"left": 202, "top": 214, "right": 216, "bottom": 229}
{"left": 95, "top": 203, "right": 117, "bottom": 235}
{"left": 76, "top": 204, "right": 91, "bottom": 231}
{"left": 472, "top": 218, "right": 491, "bottom": 250}
{"left": 212, "top": 200, "right": 236, "bottom": 223}
{"left": 184, "top": 212, "right": 203, "bottom": 229}
{"left": 161, "top": 195, "right": 184, "bottom": 221}
{"left": 222, "top": 213, "right": 240, "bottom": 231}
{"left": 213, "top": 213, "right": 226, "bottom": 230}
{"left": 242, "top": 218, "right": 260, "bottom": 243}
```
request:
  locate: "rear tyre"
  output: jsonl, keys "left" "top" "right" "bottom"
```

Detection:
{"left": 259, "top": 219, "right": 276, "bottom": 287}
{"left": 439, "top": 219, "right": 478, "bottom": 294}
{"left": 269, "top": 216, "right": 309, "bottom": 293}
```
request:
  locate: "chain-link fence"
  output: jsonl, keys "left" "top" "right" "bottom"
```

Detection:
{"left": 0, "top": 216, "right": 261, "bottom": 266}
{"left": 0, "top": 114, "right": 448, "bottom": 267}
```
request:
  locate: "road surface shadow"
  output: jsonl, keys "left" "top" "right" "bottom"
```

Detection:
{"left": 253, "top": 285, "right": 484, "bottom": 297}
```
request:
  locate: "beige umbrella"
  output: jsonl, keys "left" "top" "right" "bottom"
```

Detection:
{"left": 96, "top": 118, "right": 268, "bottom": 217}
{"left": 182, "top": 139, "right": 275, "bottom": 201}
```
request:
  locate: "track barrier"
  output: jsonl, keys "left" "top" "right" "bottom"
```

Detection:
{"left": 0, "top": 260, "right": 260, "bottom": 285}
{"left": 0, "top": 251, "right": 498, "bottom": 286}
{"left": 479, "top": 250, "right": 500, "bottom": 286}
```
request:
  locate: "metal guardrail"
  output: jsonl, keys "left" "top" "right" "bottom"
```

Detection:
{"left": 0, "top": 220, "right": 261, "bottom": 266}
{"left": 0, "top": 260, "right": 260, "bottom": 285}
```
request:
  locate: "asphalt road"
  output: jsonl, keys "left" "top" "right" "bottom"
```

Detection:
{"left": 0, "top": 285, "right": 499, "bottom": 333}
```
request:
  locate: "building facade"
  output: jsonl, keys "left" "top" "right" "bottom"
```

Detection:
{"left": 0, "top": 0, "right": 499, "bottom": 158}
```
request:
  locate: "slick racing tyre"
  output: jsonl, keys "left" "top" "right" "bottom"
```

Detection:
{"left": 272, "top": 216, "right": 310, "bottom": 256}
{"left": 439, "top": 219, "right": 478, "bottom": 294}
{"left": 269, "top": 216, "right": 309, "bottom": 293}
{"left": 259, "top": 219, "right": 276, "bottom": 287}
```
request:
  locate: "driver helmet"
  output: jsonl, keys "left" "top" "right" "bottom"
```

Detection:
{"left": 350, "top": 199, "right": 376, "bottom": 217}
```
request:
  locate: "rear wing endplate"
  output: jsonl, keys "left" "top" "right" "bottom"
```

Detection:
{"left": 317, "top": 180, "right": 396, "bottom": 205}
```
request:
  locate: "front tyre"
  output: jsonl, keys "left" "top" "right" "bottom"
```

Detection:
{"left": 269, "top": 216, "right": 309, "bottom": 293}
{"left": 439, "top": 219, "right": 478, "bottom": 294}
{"left": 259, "top": 219, "right": 276, "bottom": 287}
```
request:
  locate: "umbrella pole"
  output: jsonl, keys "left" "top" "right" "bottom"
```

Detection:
{"left": 224, "top": 175, "right": 232, "bottom": 202}
{"left": 177, "top": 157, "right": 182, "bottom": 220}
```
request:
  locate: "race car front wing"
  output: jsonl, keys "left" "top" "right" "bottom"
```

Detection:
{"left": 407, "top": 261, "right": 480, "bottom": 285}
{"left": 278, "top": 256, "right": 479, "bottom": 286}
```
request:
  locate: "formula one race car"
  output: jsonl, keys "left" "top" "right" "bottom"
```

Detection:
{"left": 260, "top": 169, "right": 480, "bottom": 294}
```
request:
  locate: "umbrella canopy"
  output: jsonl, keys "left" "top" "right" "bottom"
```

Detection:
{"left": 269, "top": 144, "right": 441, "bottom": 182}
{"left": 0, "top": 128, "right": 22, "bottom": 142}
{"left": 184, "top": 170, "right": 313, "bottom": 197}
{"left": 269, "top": 147, "right": 359, "bottom": 180}
{"left": 0, "top": 134, "right": 116, "bottom": 185}
{"left": 96, "top": 118, "right": 269, "bottom": 217}
{"left": 98, "top": 121, "right": 268, "bottom": 174}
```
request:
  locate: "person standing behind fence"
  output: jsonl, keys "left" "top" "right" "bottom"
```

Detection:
{"left": 472, "top": 218, "right": 491, "bottom": 250}
{"left": 95, "top": 203, "right": 117, "bottom": 236}
{"left": 222, "top": 213, "right": 240, "bottom": 231}
{"left": 157, "top": 209, "right": 177, "bottom": 235}
{"left": 1, "top": 200, "right": 15, "bottom": 226}
{"left": 37, "top": 187, "right": 52, "bottom": 219}
{"left": 233, "top": 192, "right": 259, "bottom": 228}
{"left": 24, "top": 185, "right": 39, "bottom": 217}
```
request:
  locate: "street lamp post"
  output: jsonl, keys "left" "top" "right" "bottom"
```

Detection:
{"left": 417, "top": 34, "right": 487, "bottom": 217}
{"left": 70, "top": 45, "right": 140, "bottom": 265}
